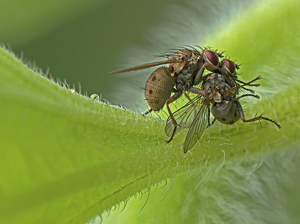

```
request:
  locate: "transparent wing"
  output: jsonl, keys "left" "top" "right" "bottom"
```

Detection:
{"left": 165, "top": 95, "right": 204, "bottom": 137}
{"left": 109, "top": 58, "right": 184, "bottom": 74}
{"left": 183, "top": 100, "right": 209, "bottom": 153}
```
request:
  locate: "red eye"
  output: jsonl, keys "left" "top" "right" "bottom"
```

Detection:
{"left": 223, "top": 59, "right": 235, "bottom": 74}
{"left": 204, "top": 50, "right": 219, "bottom": 66}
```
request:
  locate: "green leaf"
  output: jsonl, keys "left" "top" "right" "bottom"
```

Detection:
{"left": 0, "top": 0, "right": 299, "bottom": 223}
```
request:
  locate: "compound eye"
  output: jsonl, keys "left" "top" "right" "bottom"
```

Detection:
{"left": 223, "top": 59, "right": 236, "bottom": 74}
{"left": 203, "top": 50, "right": 219, "bottom": 66}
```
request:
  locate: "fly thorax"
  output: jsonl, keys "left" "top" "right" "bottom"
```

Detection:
{"left": 177, "top": 73, "right": 194, "bottom": 89}
{"left": 211, "top": 100, "right": 240, "bottom": 125}
{"left": 202, "top": 74, "right": 215, "bottom": 91}
{"left": 188, "top": 59, "right": 201, "bottom": 73}
{"left": 201, "top": 73, "right": 220, "bottom": 96}
{"left": 215, "top": 74, "right": 231, "bottom": 94}
{"left": 205, "top": 73, "right": 234, "bottom": 97}
{"left": 179, "top": 60, "right": 200, "bottom": 77}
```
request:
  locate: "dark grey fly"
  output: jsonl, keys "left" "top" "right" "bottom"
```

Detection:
{"left": 165, "top": 72, "right": 281, "bottom": 153}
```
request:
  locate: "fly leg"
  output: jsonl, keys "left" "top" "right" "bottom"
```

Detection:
{"left": 234, "top": 100, "right": 281, "bottom": 129}
{"left": 236, "top": 94, "right": 260, "bottom": 100}
{"left": 183, "top": 91, "right": 192, "bottom": 102}
{"left": 142, "top": 108, "right": 153, "bottom": 116}
{"left": 193, "top": 63, "right": 207, "bottom": 85}
{"left": 225, "top": 76, "right": 262, "bottom": 96}
{"left": 237, "top": 77, "right": 261, "bottom": 93}
{"left": 187, "top": 87, "right": 207, "bottom": 96}
{"left": 211, "top": 118, "right": 216, "bottom": 126}
{"left": 165, "top": 90, "right": 183, "bottom": 143}
{"left": 240, "top": 86, "right": 255, "bottom": 94}
{"left": 236, "top": 76, "right": 261, "bottom": 86}
{"left": 193, "top": 63, "right": 215, "bottom": 85}
{"left": 183, "top": 91, "right": 197, "bottom": 108}
{"left": 206, "top": 105, "right": 212, "bottom": 128}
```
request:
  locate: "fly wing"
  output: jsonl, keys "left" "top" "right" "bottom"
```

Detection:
{"left": 109, "top": 58, "right": 184, "bottom": 74}
{"left": 183, "top": 99, "right": 209, "bottom": 153}
{"left": 165, "top": 95, "right": 204, "bottom": 137}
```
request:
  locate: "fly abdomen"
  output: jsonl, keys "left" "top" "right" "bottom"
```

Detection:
{"left": 145, "top": 67, "right": 176, "bottom": 111}
{"left": 211, "top": 101, "right": 240, "bottom": 125}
